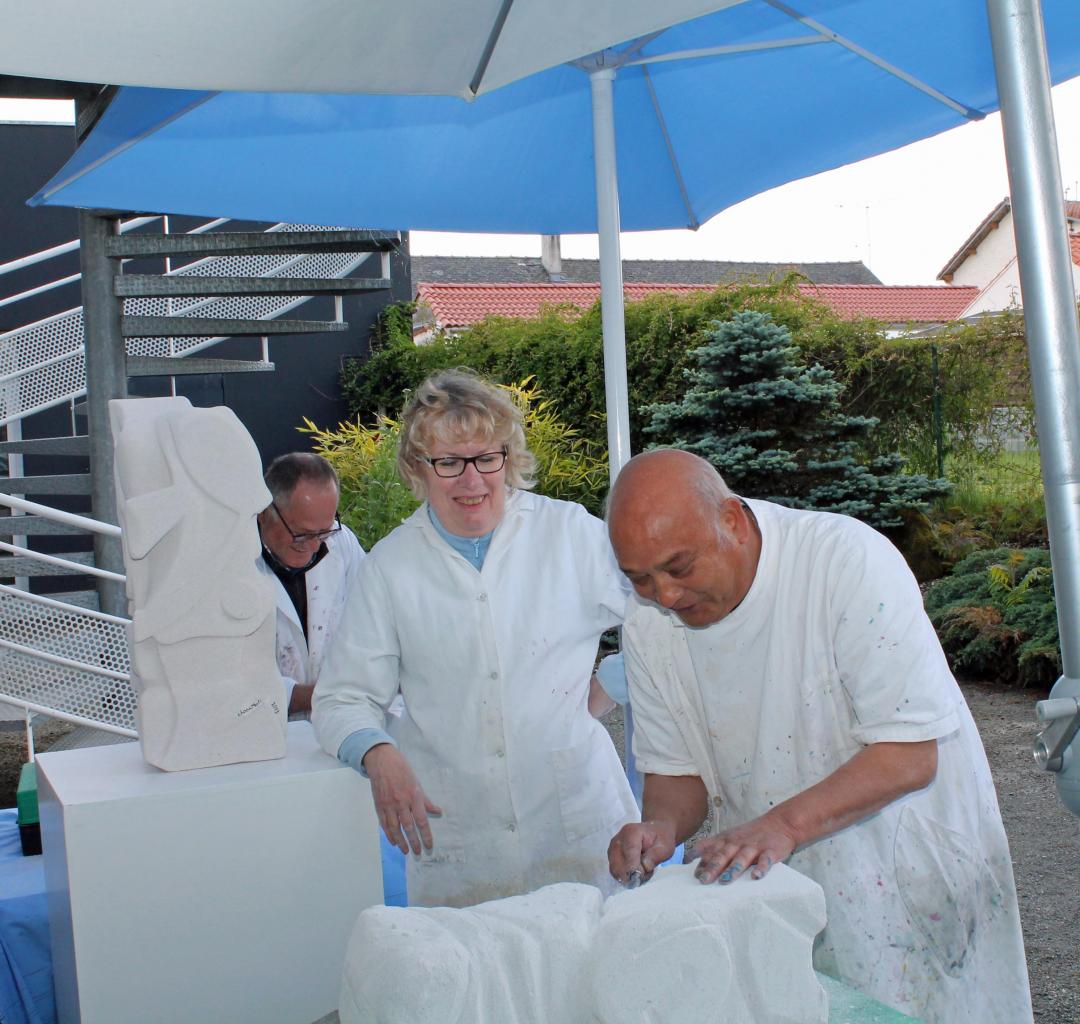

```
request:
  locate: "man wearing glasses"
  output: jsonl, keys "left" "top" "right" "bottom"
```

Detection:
{"left": 257, "top": 452, "right": 364, "bottom": 718}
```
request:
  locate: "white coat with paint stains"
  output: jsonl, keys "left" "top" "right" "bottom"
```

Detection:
{"left": 623, "top": 499, "right": 1031, "bottom": 1024}
{"left": 313, "top": 490, "right": 638, "bottom": 908}
{"left": 260, "top": 524, "right": 365, "bottom": 715}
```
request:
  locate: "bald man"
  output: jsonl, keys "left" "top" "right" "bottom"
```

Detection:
{"left": 605, "top": 449, "right": 1030, "bottom": 1024}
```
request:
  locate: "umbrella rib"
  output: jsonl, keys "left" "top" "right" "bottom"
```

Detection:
{"left": 624, "top": 36, "right": 827, "bottom": 67}
{"left": 468, "top": 0, "right": 517, "bottom": 98}
{"left": 762, "top": 0, "right": 985, "bottom": 121}
{"left": 642, "top": 66, "right": 700, "bottom": 230}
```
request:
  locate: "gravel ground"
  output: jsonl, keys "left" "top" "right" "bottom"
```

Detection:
{"left": 2, "top": 686, "right": 1078, "bottom": 1021}
{"left": 957, "top": 682, "right": 1080, "bottom": 1022}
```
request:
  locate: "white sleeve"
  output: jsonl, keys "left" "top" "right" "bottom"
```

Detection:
{"left": 623, "top": 612, "right": 700, "bottom": 777}
{"left": 832, "top": 523, "right": 962, "bottom": 746}
{"left": 571, "top": 504, "right": 631, "bottom": 628}
{"left": 311, "top": 554, "right": 403, "bottom": 758}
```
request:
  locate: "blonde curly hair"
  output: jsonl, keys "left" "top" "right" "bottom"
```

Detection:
{"left": 397, "top": 368, "right": 537, "bottom": 499}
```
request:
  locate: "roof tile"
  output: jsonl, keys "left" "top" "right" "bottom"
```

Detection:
{"left": 415, "top": 282, "right": 979, "bottom": 331}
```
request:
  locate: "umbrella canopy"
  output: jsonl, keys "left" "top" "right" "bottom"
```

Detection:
{"left": 0, "top": 0, "right": 731, "bottom": 98}
{"left": 30, "top": 0, "right": 1080, "bottom": 233}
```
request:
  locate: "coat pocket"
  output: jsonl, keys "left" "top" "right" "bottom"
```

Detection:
{"left": 894, "top": 807, "right": 1000, "bottom": 977}
{"left": 551, "top": 734, "right": 629, "bottom": 844}
{"left": 416, "top": 764, "right": 466, "bottom": 865}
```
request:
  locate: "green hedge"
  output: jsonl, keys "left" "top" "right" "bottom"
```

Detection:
{"left": 343, "top": 279, "right": 1033, "bottom": 479}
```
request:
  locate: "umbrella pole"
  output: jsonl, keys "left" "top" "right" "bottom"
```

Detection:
{"left": 589, "top": 66, "right": 643, "bottom": 802}
{"left": 589, "top": 67, "right": 633, "bottom": 481}
{"left": 987, "top": 0, "right": 1080, "bottom": 810}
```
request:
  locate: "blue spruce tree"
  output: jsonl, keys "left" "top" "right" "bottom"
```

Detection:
{"left": 645, "top": 310, "right": 948, "bottom": 528}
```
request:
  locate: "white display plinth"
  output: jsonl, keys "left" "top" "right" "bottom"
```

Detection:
{"left": 37, "top": 722, "right": 382, "bottom": 1024}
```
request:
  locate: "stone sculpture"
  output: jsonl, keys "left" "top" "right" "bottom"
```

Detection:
{"left": 338, "top": 863, "right": 827, "bottom": 1024}
{"left": 111, "top": 397, "right": 286, "bottom": 771}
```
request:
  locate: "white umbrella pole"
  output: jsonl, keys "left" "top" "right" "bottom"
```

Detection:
{"left": 589, "top": 67, "right": 633, "bottom": 481}
{"left": 589, "top": 66, "right": 643, "bottom": 802}
{"left": 987, "top": 0, "right": 1080, "bottom": 807}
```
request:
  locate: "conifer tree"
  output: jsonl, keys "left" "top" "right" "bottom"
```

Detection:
{"left": 645, "top": 310, "right": 948, "bottom": 528}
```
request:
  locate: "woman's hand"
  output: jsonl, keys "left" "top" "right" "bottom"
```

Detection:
{"left": 363, "top": 744, "right": 443, "bottom": 855}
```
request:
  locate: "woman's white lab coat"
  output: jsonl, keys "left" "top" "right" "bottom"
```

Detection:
{"left": 313, "top": 490, "right": 638, "bottom": 907}
{"left": 260, "top": 525, "right": 365, "bottom": 714}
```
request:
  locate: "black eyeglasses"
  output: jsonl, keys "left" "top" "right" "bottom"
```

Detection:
{"left": 423, "top": 448, "right": 508, "bottom": 478}
{"left": 272, "top": 502, "right": 341, "bottom": 544}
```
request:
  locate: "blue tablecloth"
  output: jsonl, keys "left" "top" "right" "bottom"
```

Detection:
{"left": 0, "top": 808, "right": 53, "bottom": 1024}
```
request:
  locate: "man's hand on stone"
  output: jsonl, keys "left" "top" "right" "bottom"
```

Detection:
{"left": 363, "top": 744, "right": 442, "bottom": 856}
{"left": 608, "top": 820, "right": 677, "bottom": 886}
{"left": 686, "top": 812, "right": 798, "bottom": 884}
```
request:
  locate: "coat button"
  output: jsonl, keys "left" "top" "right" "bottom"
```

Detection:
{"left": 490, "top": 671, "right": 499, "bottom": 680}
{"left": 495, "top": 748, "right": 505, "bottom": 758}
{"left": 478, "top": 593, "right": 487, "bottom": 601}
{"left": 507, "top": 823, "right": 516, "bottom": 832}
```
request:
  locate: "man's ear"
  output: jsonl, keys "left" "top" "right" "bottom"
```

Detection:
{"left": 719, "top": 497, "right": 752, "bottom": 543}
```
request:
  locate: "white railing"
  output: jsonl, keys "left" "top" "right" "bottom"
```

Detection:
{"left": 0, "top": 493, "right": 137, "bottom": 739}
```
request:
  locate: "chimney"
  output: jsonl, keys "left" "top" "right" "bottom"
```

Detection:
{"left": 541, "top": 234, "right": 563, "bottom": 280}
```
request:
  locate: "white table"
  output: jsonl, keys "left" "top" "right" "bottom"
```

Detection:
{"left": 37, "top": 722, "right": 382, "bottom": 1024}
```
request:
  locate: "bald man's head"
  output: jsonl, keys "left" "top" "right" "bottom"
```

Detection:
{"left": 608, "top": 450, "right": 760, "bottom": 627}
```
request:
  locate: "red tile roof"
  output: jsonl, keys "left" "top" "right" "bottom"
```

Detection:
{"left": 1071, "top": 233, "right": 1080, "bottom": 267}
{"left": 415, "top": 282, "right": 978, "bottom": 331}
{"left": 796, "top": 283, "right": 978, "bottom": 322}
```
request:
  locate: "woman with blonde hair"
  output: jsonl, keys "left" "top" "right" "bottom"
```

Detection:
{"left": 313, "top": 368, "right": 637, "bottom": 907}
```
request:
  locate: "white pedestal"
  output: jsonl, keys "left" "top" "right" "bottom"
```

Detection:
{"left": 37, "top": 722, "right": 382, "bottom": 1024}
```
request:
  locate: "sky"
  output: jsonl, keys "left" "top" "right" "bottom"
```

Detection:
{"left": 5, "top": 77, "right": 1080, "bottom": 287}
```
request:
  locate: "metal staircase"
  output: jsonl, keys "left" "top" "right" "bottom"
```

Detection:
{"left": 0, "top": 216, "right": 401, "bottom": 742}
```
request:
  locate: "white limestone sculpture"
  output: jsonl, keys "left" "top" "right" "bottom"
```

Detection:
{"left": 338, "top": 863, "right": 826, "bottom": 1024}
{"left": 592, "top": 863, "right": 827, "bottom": 1024}
{"left": 110, "top": 396, "right": 286, "bottom": 771}
{"left": 339, "top": 883, "right": 603, "bottom": 1024}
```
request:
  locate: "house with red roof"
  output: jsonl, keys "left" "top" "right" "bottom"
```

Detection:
{"left": 413, "top": 279, "right": 977, "bottom": 342}
{"left": 412, "top": 246, "right": 976, "bottom": 342}
{"left": 937, "top": 198, "right": 1080, "bottom": 315}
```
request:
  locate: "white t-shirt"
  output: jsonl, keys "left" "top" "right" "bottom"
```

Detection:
{"left": 624, "top": 499, "right": 1031, "bottom": 1024}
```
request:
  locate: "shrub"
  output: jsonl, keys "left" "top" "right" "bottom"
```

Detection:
{"left": 346, "top": 286, "right": 1032, "bottom": 489}
{"left": 645, "top": 310, "right": 949, "bottom": 529}
{"left": 341, "top": 278, "right": 894, "bottom": 454}
{"left": 299, "top": 414, "right": 419, "bottom": 551}
{"left": 924, "top": 547, "right": 1059, "bottom": 688}
{"left": 301, "top": 378, "right": 610, "bottom": 548}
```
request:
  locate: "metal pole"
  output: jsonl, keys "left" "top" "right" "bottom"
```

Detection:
{"left": 79, "top": 211, "right": 128, "bottom": 617}
{"left": 589, "top": 67, "right": 633, "bottom": 481}
{"left": 930, "top": 343, "right": 944, "bottom": 479}
{"left": 588, "top": 65, "right": 642, "bottom": 802}
{"left": 986, "top": 0, "right": 1080, "bottom": 811}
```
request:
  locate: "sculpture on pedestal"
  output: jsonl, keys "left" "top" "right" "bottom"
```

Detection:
{"left": 111, "top": 397, "right": 287, "bottom": 771}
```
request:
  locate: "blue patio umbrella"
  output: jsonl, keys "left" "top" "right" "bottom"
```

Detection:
{"left": 29, "top": 0, "right": 1080, "bottom": 468}
{"left": 27, "top": 0, "right": 1080, "bottom": 810}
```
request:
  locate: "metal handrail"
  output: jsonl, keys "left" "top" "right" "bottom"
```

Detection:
{"left": 0, "top": 215, "right": 234, "bottom": 312}
{"left": 0, "top": 541, "right": 125, "bottom": 582}
{"left": 0, "top": 492, "right": 122, "bottom": 537}
{"left": 0, "top": 493, "right": 136, "bottom": 739}
{"left": 0, "top": 215, "right": 161, "bottom": 278}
